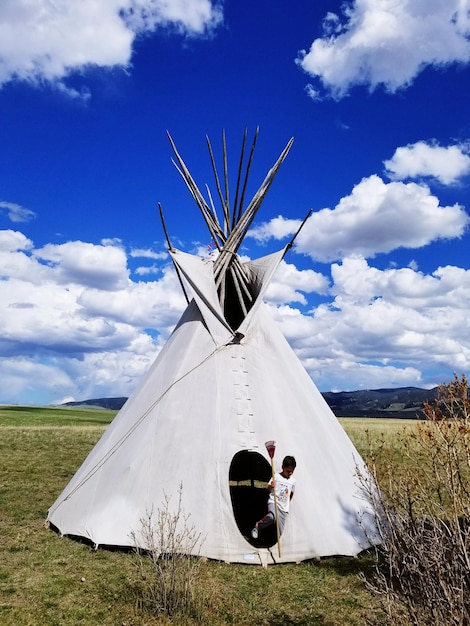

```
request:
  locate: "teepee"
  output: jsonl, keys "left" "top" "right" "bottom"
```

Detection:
{"left": 47, "top": 130, "right": 379, "bottom": 565}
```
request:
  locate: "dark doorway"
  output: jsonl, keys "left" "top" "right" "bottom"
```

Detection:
{"left": 229, "top": 450, "right": 277, "bottom": 548}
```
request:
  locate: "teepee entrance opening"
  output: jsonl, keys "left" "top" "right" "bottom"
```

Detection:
{"left": 229, "top": 450, "right": 277, "bottom": 548}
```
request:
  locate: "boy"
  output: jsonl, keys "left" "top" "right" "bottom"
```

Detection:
{"left": 251, "top": 455, "right": 296, "bottom": 539}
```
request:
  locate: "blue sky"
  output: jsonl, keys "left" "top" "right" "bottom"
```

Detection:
{"left": 1, "top": 0, "right": 470, "bottom": 405}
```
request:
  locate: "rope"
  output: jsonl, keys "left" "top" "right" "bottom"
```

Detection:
{"left": 51, "top": 339, "right": 235, "bottom": 509}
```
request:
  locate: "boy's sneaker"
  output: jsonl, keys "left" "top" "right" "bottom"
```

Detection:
{"left": 251, "top": 525, "right": 258, "bottom": 539}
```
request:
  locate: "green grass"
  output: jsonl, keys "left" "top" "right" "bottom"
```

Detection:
{"left": 0, "top": 409, "right": 390, "bottom": 625}
{"left": 0, "top": 405, "right": 117, "bottom": 427}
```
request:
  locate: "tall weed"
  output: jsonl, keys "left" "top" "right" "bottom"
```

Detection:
{"left": 361, "top": 374, "right": 470, "bottom": 626}
{"left": 131, "top": 485, "right": 205, "bottom": 620}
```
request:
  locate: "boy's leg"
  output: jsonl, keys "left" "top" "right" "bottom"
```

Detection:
{"left": 257, "top": 509, "right": 275, "bottom": 530}
{"left": 251, "top": 503, "right": 275, "bottom": 538}
{"left": 276, "top": 509, "right": 287, "bottom": 536}
{"left": 256, "top": 508, "right": 288, "bottom": 535}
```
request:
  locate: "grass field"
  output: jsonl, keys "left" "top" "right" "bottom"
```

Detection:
{"left": 0, "top": 406, "right": 412, "bottom": 625}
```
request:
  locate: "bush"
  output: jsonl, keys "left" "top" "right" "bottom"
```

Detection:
{"left": 131, "top": 485, "right": 205, "bottom": 620}
{"left": 361, "top": 374, "right": 470, "bottom": 626}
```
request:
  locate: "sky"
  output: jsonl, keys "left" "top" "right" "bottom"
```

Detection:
{"left": 1, "top": 0, "right": 470, "bottom": 406}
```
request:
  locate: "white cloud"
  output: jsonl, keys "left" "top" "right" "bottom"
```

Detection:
{"left": 297, "top": 0, "right": 470, "bottom": 98}
{"left": 63, "top": 337, "right": 165, "bottom": 399}
{"left": 384, "top": 141, "right": 470, "bottom": 184}
{"left": 0, "top": 357, "right": 74, "bottom": 405}
{"left": 267, "top": 303, "right": 427, "bottom": 391}
{"left": 34, "top": 241, "right": 130, "bottom": 290}
{"left": 294, "top": 175, "right": 469, "bottom": 262}
{"left": 78, "top": 266, "right": 185, "bottom": 328}
{"left": 122, "top": 0, "right": 222, "bottom": 34}
{"left": 0, "top": 340, "right": 163, "bottom": 406}
{"left": 265, "top": 260, "right": 329, "bottom": 304}
{"left": 0, "top": 230, "right": 188, "bottom": 403}
{"left": 0, "top": 229, "right": 33, "bottom": 252}
{"left": 0, "top": 0, "right": 222, "bottom": 92}
{"left": 0, "top": 200, "right": 36, "bottom": 222}
{"left": 248, "top": 215, "right": 302, "bottom": 243}
{"left": 330, "top": 257, "right": 470, "bottom": 310}
{"left": 268, "top": 256, "right": 470, "bottom": 391}
{"left": 251, "top": 174, "right": 469, "bottom": 262}
{"left": 130, "top": 247, "right": 168, "bottom": 259}
{"left": 0, "top": 276, "right": 140, "bottom": 357}
{"left": 304, "top": 84, "right": 322, "bottom": 101}
{"left": 326, "top": 259, "right": 470, "bottom": 368}
{"left": 1, "top": 227, "right": 470, "bottom": 404}
{"left": 134, "top": 264, "right": 161, "bottom": 276}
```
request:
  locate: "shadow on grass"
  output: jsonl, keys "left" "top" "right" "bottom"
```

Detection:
{"left": 254, "top": 613, "right": 330, "bottom": 625}
{"left": 305, "top": 550, "right": 376, "bottom": 577}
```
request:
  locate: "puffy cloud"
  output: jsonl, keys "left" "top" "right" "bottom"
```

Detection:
{"left": 78, "top": 266, "right": 185, "bottom": 328}
{"left": 265, "top": 260, "right": 329, "bottom": 304}
{"left": 0, "top": 357, "right": 74, "bottom": 406}
{"left": 384, "top": 141, "right": 470, "bottom": 184}
{"left": 1, "top": 245, "right": 185, "bottom": 351}
{"left": 0, "top": 230, "right": 188, "bottom": 403}
{"left": 0, "top": 340, "right": 162, "bottom": 406}
{"left": 0, "top": 0, "right": 222, "bottom": 92}
{"left": 248, "top": 216, "right": 302, "bottom": 243}
{"left": 62, "top": 336, "right": 165, "bottom": 399}
{"left": 268, "top": 303, "right": 426, "bottom": 391}
{"left": 34, "top": 241, "right": 130, "bottom": 290}
{"left": 329, "top": 257, "right": 470, "bottom": 310}
{"left": 297, "top": 0, "right": 470, "bottom": 98}
{"left": 1, "top": 226, "right": 469, "bottom": 404}
{"left": 0, "top": 277, "right": 139, "bottom": 357}
{"left": 294, "top": 175, "right": 469, "bottom": 262}
{"left": 0, "top": 229, "right": 33, "bottom": 252}
{"left": 251, "top": 174, "right": 470, "bottom": 262}
{"left": 0, "top": 200, "right": 36, "bottom": 222}
{"left": 326, "top": 259, "right": 470, "bottom": 369}
{"left": 268, "top": 256, "right": 470, "bottom": 391}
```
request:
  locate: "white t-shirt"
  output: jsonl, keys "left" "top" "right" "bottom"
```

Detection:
{"left": 268, "top": 472, "right": 296, "bottom": 513}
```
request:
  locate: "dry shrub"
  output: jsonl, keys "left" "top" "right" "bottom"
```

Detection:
{"left": 360, "top": 374, "right": 470, "bottom": 626}
{"left": 131, "top": 485, "right": 205, "bottom": 620}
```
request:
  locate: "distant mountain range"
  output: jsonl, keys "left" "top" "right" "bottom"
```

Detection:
{"left": 322, "top": 387, "right": 437, "bottom": 418}
{"left": 63, "top": 386, "right": 438, "bottom": 418}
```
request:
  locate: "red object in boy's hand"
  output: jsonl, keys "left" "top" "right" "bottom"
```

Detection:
{"left": 265, "top": 440, "right": 276, "bottom": 459}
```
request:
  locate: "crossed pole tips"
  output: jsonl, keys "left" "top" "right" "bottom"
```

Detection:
{"left": 265, "top": 440, "right": 281, "bottom": 558}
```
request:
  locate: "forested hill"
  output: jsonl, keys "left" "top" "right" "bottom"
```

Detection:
{"left": 321, "top": 387, "right": 437, "bottom": 418}
{"left": 63, "top": 386, "right": 438, "bottom": 419}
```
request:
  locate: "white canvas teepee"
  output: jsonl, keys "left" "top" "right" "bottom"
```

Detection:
{"left": 47, "top": 130, "right": 379, "bottom": 565}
